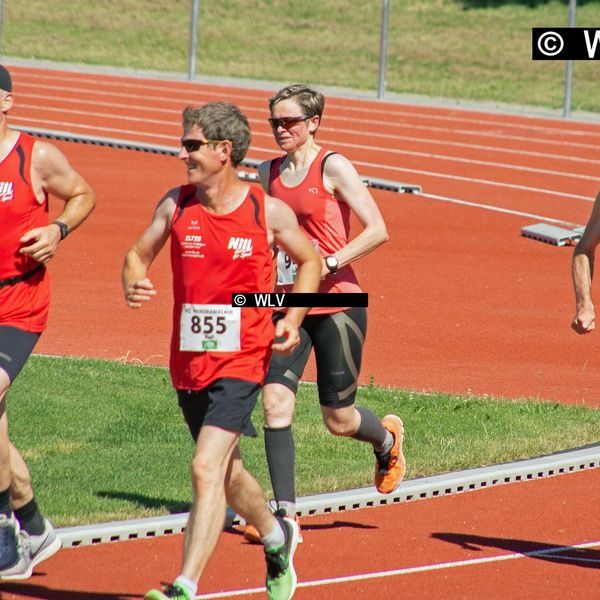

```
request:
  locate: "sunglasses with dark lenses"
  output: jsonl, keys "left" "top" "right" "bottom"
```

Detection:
{"left": 268, "top": 116, "right": 310, "bottom": 130}
{"left": 180, "top": 138, "right": 225, "bottom": 152}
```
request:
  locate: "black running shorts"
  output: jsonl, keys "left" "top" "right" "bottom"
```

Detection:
{"left": 264, "top": 306, "right": 367, "bottom": 408}
{"left": 177, "top": 377, "right": 260, "bottom": 440}
{"left": 0, "top": 326, "right": 41, "bottom": 383}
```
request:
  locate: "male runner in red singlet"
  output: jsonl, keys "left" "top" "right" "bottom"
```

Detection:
{"left": 0, "top": 65, "right": 96, "bottom": 579}
{"left": 123, "top": 102, "right": 321, "bottom": 600}
{"left": 243, "top": 84, "right": 406, "bottom": 543}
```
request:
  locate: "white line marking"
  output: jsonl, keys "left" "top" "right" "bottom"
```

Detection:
{"left": 194, "top": 540, "right": 600, "bottom": 598}
{"left": 15, "top": 80, "right": 600, "bottom": 150}
{"left": 16, "top": 105, "right": 598, "bottom": 181}
{"left": 16, "top": 71, "right": 600, "bottom": 138}
{"left": 418, "top": 192, "right": 582, "bottom": 227}
{"left": 16, "top": 96, "right": 600, "bottom": 166}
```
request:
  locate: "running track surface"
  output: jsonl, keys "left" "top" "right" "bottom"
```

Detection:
{"left": 1, "top": 65, "right": 598, "bottom": 599}
{"left": 8, "top": 65, "right": 600, "bottom": 406}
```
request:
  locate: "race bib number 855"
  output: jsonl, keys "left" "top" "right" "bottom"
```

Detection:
{"left": 179, "top": 304, "right": 241, "bottom": 352}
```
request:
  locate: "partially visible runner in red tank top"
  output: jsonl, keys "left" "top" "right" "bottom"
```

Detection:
{"left": 268, "top": 146, "right": 362, "bottom": 315}
{"left": 169, "top": 183, "right": 275, "bottom": 391}
{"left": 0, "top": 132, "right": 50, "bottom": 332}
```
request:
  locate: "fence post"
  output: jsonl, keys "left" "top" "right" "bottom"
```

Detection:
{"left": 562, "top": 0, "right": 577, "bottom": 118}
{"left": 188, "top": 0, "right": 200, "bottom": 81}
{"left": 377, "top": 0, "right": 390, "bottom": 99}
{"left": 0, "top": 0, "right": 4, "bottom": 61}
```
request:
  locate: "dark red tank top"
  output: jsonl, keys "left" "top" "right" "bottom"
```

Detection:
{"left": 0, "top": 132, "right": 50, "bottom": 332}
{"left": 169, "top": 184, "right": 275, "bottom": 390}
{"left": 269, "top": 147, "right": 362, "bottom": 315}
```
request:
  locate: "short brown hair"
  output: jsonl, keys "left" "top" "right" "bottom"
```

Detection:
{"left": 268, "top": 84, "right": 325, "bottom": 120}
{"left": 182, "top": 102, "right": 251, "bottom": 166}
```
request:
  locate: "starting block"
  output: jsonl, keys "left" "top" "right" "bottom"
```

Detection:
{"left": 361, "top": 177, "right": 421, "bottom": 194}
{"left": 521, "top": 223, "right": 583, "bottom": 247}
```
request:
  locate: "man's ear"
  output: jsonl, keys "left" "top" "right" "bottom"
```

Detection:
{"left": 1, "top": 92, "right": 13, "bottom": 114}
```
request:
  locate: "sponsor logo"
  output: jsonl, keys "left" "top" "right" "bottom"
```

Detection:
{"left": 0, "top": 181, "right": 14, "bottom": 203}
{"left": 184, "top": 234, "right": 203, "bottom": 243}
{"left": 228, "top": 236, "right": 253, "bottom": 259}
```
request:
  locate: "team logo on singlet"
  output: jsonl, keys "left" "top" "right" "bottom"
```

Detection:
{"left": 0, "top": 181, "right": 14, "bottom": 203}
{"left": 228, "top": 236, "right": 253, "bottom": 259}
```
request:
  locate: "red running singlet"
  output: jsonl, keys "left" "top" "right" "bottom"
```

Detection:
{"left": 268, "top": 146, "right": 362, "bottom": 315}
{"left": 169, "top": 184, "right": 275, "bottom": 390}
{"left": 0, "top": 132, "right": 50, "bottom": 332}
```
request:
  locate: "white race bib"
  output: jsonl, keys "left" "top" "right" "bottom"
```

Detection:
{"left": 276, "top": 240, "right": 319, "bottom": 285}
{"left": 179, "top": 304, "right": 241, "bottom": 352}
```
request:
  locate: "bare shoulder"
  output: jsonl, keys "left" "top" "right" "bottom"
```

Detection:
{"left": 31, "top": 140, "right": 71, "bottom": 173}
{"left": 154, "top": 186, "right": 180, "bottom": 217}
{"left": 265, "top": 193, "right": 296, "bottom": 229}
{"left": 322, "top": 151, "right": 355, "bottom": 177}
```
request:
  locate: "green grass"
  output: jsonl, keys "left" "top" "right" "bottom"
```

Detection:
{"left": 8, "top": 355, "right": 599, "bottom": 527}
{"left": 3, "top": 0, "right": 600, "bottom": 112}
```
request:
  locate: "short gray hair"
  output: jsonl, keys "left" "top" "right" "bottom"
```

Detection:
{"left": 182, "top": 102, "right": 251, "bottom": 166}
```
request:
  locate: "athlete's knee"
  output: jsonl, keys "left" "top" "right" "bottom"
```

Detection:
{"left": 190, "top": 453, "right": 224, "bottom": 490}
{"left": 322, "top": 405, "right": 360, "bottom": 437}
{"left": 262, "top": 384, "right": 295, "bottom": 428}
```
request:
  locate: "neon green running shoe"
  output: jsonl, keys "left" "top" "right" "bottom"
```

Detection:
{"left": 144, "top": 582, "right": 191, "bottom": 600}
{"left": 264, "top": 515, "right": 299, "bottom": 600}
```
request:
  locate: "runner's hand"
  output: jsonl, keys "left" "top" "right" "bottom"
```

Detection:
{"left": 124, "top": 278, "right": 157, "bottom": 308}
{"left": 572, "top": 305, "right": 595, "bottom": 334}
{"left": 19, "top": 225, "right": 61, "bottom": 264}
{"left": 272, "top": 316, "right": 300, "bottom": 355}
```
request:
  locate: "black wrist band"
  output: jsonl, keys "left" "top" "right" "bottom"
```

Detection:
{"left": 52, "top": 220, "right": 69, "bottom": 240}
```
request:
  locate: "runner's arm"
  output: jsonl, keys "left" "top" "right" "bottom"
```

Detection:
{"left": 572, "top": 191, "right": 600, "bottom": 333}
{"left": 19, "top": 141, "right": 96, "bottom": 264}
{"left": 322, "top": 153, "right": 388, "bottom": 277}
{"left": 266, "top": 195, "right": 321, "bottom": 352}
{"left": 122, "top": 191, "right": 176, "bottom": 309}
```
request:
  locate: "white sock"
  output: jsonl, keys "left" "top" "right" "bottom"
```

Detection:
{"left": 174, "top": 575, "right": 197, "bottom": 598}
{"left": 261, "top": 519, "right": 285, "bottom": 550}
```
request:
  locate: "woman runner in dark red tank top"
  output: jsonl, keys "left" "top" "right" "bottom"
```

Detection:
{"left": 241, "top": 84, "right": 407, "bottom": 545}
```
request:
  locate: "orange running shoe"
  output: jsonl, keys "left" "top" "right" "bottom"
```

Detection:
{"left": 243, "top": 511, "right": 303, "bottom": 545}
{"left": 374, "top": 415, "right": 406, "bottom": 494}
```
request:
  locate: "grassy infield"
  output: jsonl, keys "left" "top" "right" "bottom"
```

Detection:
{"left": 3, "top": 1, "right": 600, "bottom": 526}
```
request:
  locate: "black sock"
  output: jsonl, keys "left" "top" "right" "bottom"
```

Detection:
{"left": 264, "top": 425, "right": 296, "bottom": 505}
{"left": 0, "top": 487, "right": 11, "bottom": 517}
{"left": 351, "top": 406, "right": 388, "bottom": 448}
{"left": 15, "top": 498, "right": 45, "bottom": 536}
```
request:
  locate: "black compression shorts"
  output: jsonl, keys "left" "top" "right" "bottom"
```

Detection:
{"left": 0, "top": 325, "right": 41, "bottom": 383}
{"left": 264, "top": 306, "right": 367, "bottom": 408}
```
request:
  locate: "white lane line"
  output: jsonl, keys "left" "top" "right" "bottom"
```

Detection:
{"left": 16, "top": 96, "right": 600, "bottom": 165}
{"left": 15, "top": 104, "right": 598, "bottom": 181}
{"left": 10, "top": 118, "right": 593, "bottom": 206}
{"left": 15, "top": 81, "right": 600, "bottom": 150}
{"left": 15, "top": 71, "right": 600, "bottom": 138}
{"left": 194, "top": 540, "right": 600, "bottom": 598}
{"left": 418, "top": 193, "right": 583, "bottom": 227}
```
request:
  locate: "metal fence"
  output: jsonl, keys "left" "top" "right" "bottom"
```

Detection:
{"left": 0, "top": 0, "right": 581, "bottom": 117}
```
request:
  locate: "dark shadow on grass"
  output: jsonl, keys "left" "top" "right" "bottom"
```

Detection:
{"left": 0, "top": 578, "right": 139, "bottom": 599}
{"left": 96, "top": 491, "right": 191, "bottom": 515}
{"left": 432, "top": 532, "right": 600, "bottom": 569}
